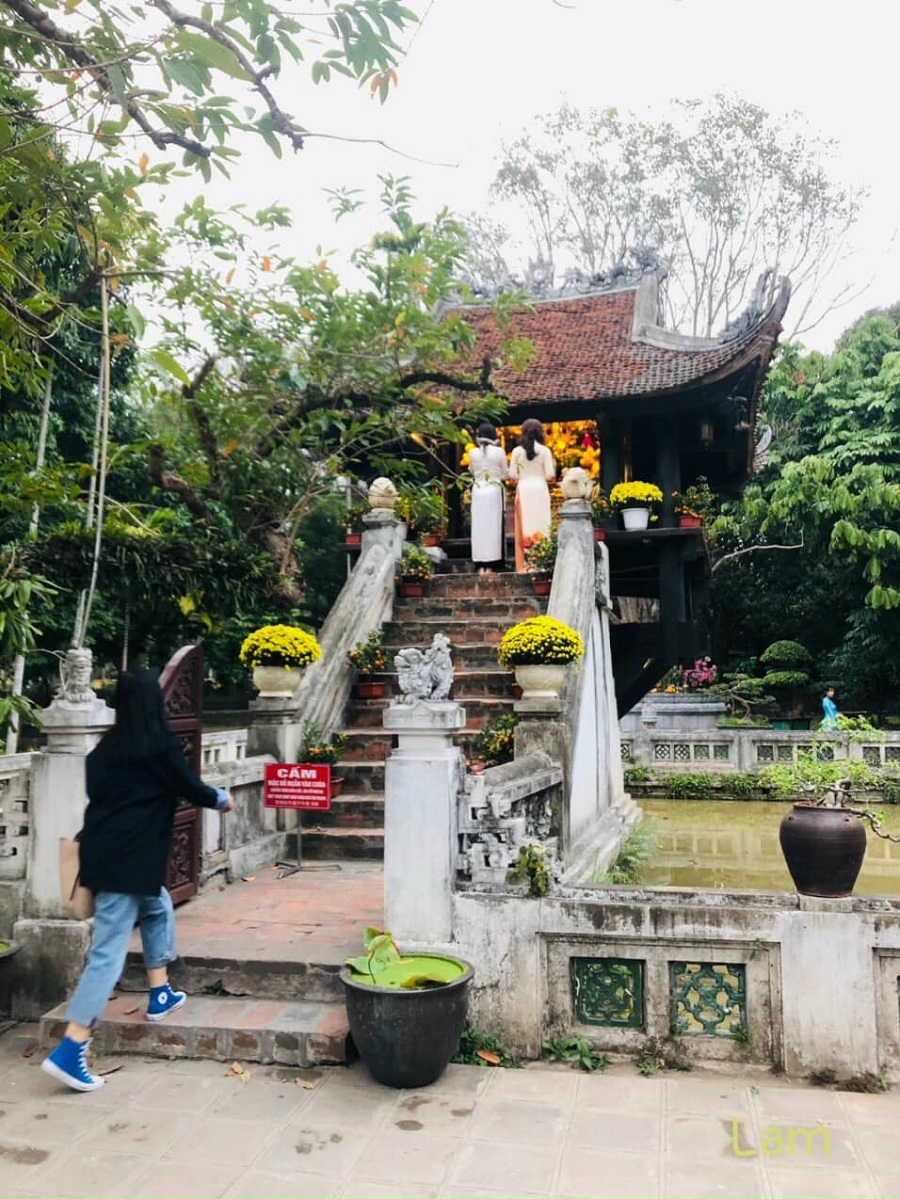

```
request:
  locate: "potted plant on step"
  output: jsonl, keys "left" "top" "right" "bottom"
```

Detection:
{"left": 239, "top": 624, "right": 322, "bottom": 697}
{"left": 524, "top": 532, "right": 557, "bottom": 595}
{"left": 397, "top": 543, "right": 432, "bottom": 598}
{"left": 300, "top": 721, "right": 347, "bottom": 798}
{"left": 473, "top": 712, "right": 517, "bottom": 769}
{"left": 673, "top": 476, "right": 715, "bottom": 527}
{"left": 347, "top": 630, "right": 388, "bottom": 699}
{"left": 497, "top": 615, "right": 584, "bottom": 700}
{"left": 340, "top": 927, "right": 473, "bottom": 1088}
{"left": 609, "top": 481, "right": 663, "bottom": 531}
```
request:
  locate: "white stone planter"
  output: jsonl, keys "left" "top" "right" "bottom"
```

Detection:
{"left": 252, "top": 665, "right": 302, "bottom": 696}
{"left": 515, "top": 663, "right": 567, "bottom": 699}
{"left": 621, "top": 507, "right": 650, "bottom": 531}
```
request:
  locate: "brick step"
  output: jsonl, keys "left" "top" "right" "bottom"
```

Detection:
{"left": 40, "top": 994, "right": 350, "bottom": 1065}
{"left": 301, "top": 826, "right": 385, "bottom": 861}
{"left": 118, "top": 952, "right": 346, "bottom": 1004}
{"left": 338, "top": 718, "right": 506, "bottom": 759}
{"left": 334, "top": 762, "right": 384, "bottom": 793}
{"left": 383, "top": 620, "right": 506, "bottom": 646}
{"left": 347, "top": 675, "right": 516, "bottom": 725}
{"left": 391, "top": 599, "right": 543, "bottom": 622}
{"left": 426, "top": 573, "right": 539, "bottom": 597}
{"left": 300, "top": 794, "right": 384, "bottom": 829}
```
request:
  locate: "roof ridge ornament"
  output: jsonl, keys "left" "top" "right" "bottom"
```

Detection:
{"left": 716, "top": 271, "right": 792, "bottom": 344}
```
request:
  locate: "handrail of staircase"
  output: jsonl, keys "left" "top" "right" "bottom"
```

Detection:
{"left": 289, "top": 523, "right": 403, "bottom": 739}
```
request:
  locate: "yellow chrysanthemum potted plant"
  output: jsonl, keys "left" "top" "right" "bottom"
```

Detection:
{"left": 497, "top": 615, "right": 585, "bottom": 700}
{"left": 239, "top": 624, "right": 322, "bottom": 697}
{"left": 609, "top": 481, "right": 663, "bottom": 531}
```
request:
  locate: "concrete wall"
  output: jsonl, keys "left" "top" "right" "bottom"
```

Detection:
{"left": 621, "top": 727, "right": 900, "bottom": 773}
{"left": 451, "top": 885, "right": 900, "bottom": 1080}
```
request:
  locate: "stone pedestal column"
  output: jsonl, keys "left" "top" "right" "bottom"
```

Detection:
{"left": 14, "top": 649, "right": 114, "bottom": 1017}
{"left": 382, "top": 701, "right": 466, "bottom": 945}
{"left": 362, "top": 508, "right": 403, "bottom": 559}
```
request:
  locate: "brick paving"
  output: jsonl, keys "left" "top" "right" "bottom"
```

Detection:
{"left": 5, "top": 1021, "right": 900, "bottom": 1199}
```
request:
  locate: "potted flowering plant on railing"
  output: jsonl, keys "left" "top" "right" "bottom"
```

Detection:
{"left": 524, "top": 532, "right": 557, "bottom": 595}
{"left": 609, "top": 481, "right": 663, "bottom": 531}
{"left": 590, "top": 487, "right": 612, "bottom": 541}
{"left": 397, "top": 543, "right": 432, "bottom": 598}
{"left": 348, "top": 629, "right": 388, "bottom": 699}
{"left": 239, "top": 624, "right": 321, "bottom": 697}
{"left": 300, "top": 721, "right": 348, "bottom": 798}
{"left": 673, "top": 476, "right": 715, "bottom": 528}
{"left": 344, "top": 499, "right": 368, "bottom": 545}
{"left": 497, "top": 615, "right": 584, "bottom": 700}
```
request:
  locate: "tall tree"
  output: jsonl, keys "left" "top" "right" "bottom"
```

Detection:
{"left": 465, "top": 97, "right": 860, "bottom": 337}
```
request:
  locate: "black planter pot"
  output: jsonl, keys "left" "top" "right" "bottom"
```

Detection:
{"left": 340, "top": 956, "right": 473, "bottom": 1088}
{"left": 779, "top": 804, "right": 868, "bottom": 898}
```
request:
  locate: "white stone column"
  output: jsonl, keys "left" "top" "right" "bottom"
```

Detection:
{"left": 25, "top": 673, "right": 114, "bottom": 919}
{"left": 14, "top": 650, "right": 114, "bottom": 1018}
{"left": 382, "top": 701, "right": 466, "bottom": 945}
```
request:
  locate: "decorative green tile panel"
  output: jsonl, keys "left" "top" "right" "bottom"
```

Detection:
{"left": 756, "top": 744, "right": 774, "bottom": 762}
{"left": 573, "top": 957, "right": 644, "bottom": 1028}
{"left": 693, "top": 744, "right": 710, "bottom": 761}
{"left": 713, "top": 744, "right": 730, "bottom": 761}
{"left": 670, "top": 961, "right": 746, "bottom": 1038}
{"left": 777, "top": 744, "right": 793, "bottom": 762}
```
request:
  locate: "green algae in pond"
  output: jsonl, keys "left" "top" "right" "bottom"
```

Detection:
{"left": 637, "top": 799, "right": 900, "bottom": 895}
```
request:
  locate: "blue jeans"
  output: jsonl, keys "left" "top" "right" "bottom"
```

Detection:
{"left": 67, "top": 888, "right": 177, "bottom": 1028}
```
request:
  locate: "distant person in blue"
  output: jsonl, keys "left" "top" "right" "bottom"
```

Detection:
{"left": 821, "top": 686, "right": 840, "bottom": 731}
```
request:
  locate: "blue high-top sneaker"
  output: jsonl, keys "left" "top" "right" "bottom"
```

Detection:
{"left": 146, "top": 982, "right": 187, "bottom": 1022}
{"left": 41, "top": 1036, "right": 105, "bottom": 1092}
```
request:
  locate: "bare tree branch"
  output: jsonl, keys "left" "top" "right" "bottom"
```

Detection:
{"left": 711, "top": 537, "right": 804, "bottom": 574}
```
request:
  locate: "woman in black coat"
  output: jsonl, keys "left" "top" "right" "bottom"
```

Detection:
{"left": 42, "top": 671, "right": 233, "bottom": 1093}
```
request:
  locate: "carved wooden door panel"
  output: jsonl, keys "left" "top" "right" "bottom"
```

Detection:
{"left": 160, "top": 645, "right": 204, "bottom": 905}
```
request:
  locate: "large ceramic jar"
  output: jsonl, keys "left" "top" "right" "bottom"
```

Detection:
{"left": 779, "top": 803, "right": 867, "bottom": 897}
{"left": 514, "top": 663, "right": 567, "bottom": 699}
{"left": 252, "top": 665, "right": 302, "bottom": 697}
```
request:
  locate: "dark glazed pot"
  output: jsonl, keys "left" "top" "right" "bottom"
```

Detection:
{"left": 779, "top": 804, "right": 867, "bottom": 897}
{"left": 340, "top": 957, "right": 473, "bottom": 1088}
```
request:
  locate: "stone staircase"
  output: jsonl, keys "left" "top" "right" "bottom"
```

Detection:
{"left": 300, "top": 567, "right": 547, "bottom": 862}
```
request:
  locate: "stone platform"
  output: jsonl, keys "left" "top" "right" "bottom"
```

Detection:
{"left": 40, "top": 862, "right": 384, "bottom": 1065}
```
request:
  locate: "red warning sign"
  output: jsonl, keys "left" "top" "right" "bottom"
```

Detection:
{"left": 264, "top": 763, "right": 331, "bottom": 811}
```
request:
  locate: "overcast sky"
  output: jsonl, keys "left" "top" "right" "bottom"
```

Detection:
{"left": 181, "top": 0, "right": 900, "bottom": 352}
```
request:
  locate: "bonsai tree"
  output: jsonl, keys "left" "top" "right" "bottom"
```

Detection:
{"left": 299, "top": 721, "right": 347, "bottom": 766}
{"left": 672, "top": 476, "right": 716, "bottom": 523}
{"left": 760, "top": 639, "right": 813, "bottom": 718}
{"left": 473, "top": 712, "right": 517, "bottom": 768}
{"left": 524, "top": 532, "right": 557, "bottom": 577}
{"left": 347, "top": 629, "right": 387, "bottom": 679}
{"left": 398, "top": 543, "right": 433, "bottom": 582}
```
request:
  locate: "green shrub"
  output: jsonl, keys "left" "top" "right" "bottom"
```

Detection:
{"left": 762, "top": 670, "right": 810, "bottom": 689}
{"left": 599, "top": 820, "right": 657, "bottom": 883}
{"left": 760, "top": 640, "right": 812, "bottom": 668}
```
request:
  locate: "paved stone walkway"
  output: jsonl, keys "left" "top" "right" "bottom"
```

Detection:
{"left": 3, "top": 1023, "right": 900, "bottom": 1198}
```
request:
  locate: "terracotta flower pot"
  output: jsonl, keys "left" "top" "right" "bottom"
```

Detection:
{"left": 330, "top": 776, "right": 344, "bottom": 799}
{"left": 346, "top": 531, "right": 362, "bottom": 545}
{"left": 398, "top": 580, "right": 424, "bottom": 598}
{"left": 532, "top": 575, "right": 551, "bottom": 596}
{"left": 678, "top": 515, "right": 702, "bottom": 528}
{"left": 421, "top": 534, "right": 441, "bottom": 547}
{"left": 593, "top": 527, "right": 607, "bottom": 542}
{"left": 354, "top": 680, "right": 388, "bottom": 700}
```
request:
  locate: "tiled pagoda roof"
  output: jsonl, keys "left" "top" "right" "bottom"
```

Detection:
{"left": 456, "top": 274, "right": 790, "bottom": 410}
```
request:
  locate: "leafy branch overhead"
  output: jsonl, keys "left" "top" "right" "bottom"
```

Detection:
{"left": 0, "top": 0, "right": 418, "bottom": 172}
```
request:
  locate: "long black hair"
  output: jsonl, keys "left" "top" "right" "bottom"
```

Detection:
{"left": 104, "top": 670, "right": 175, "bottom": 761}
{"left": 520, "top": 418, "right": 545, "bottom": 461}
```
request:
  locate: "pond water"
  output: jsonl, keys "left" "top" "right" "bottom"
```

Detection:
{"left": 637, "top": 799, "right": 900, "bottom": 895}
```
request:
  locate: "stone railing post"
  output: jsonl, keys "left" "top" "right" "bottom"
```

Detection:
{"left": 14, "top": 648, "right": 114, "bottom": 1017}
{"left": 382, "top": 700, "right": 466, "bottom": 944}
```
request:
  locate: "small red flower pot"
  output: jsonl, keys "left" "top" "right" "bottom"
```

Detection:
{"left": 421, "top": 534, "right": 441, "bottom": 547}
{"left": 593, "top": 528, "right": 606, "bottom": 542}
{"left": 398, "top": 581, "right": 424, "bottom": 598}
{"left": 330, "top": 776, "right": 344, "bottom": 799}
{"left": 532, "top": 576, "right": 551, "bottom": 596}
{"left": 345, "top": 531, "right": 362, "bottom": 545}
{"left": 354, "top": 680, "right": 388, "bottom": 700}
{"left": 677, "top": 516, "right": 702, "bottom": 528}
